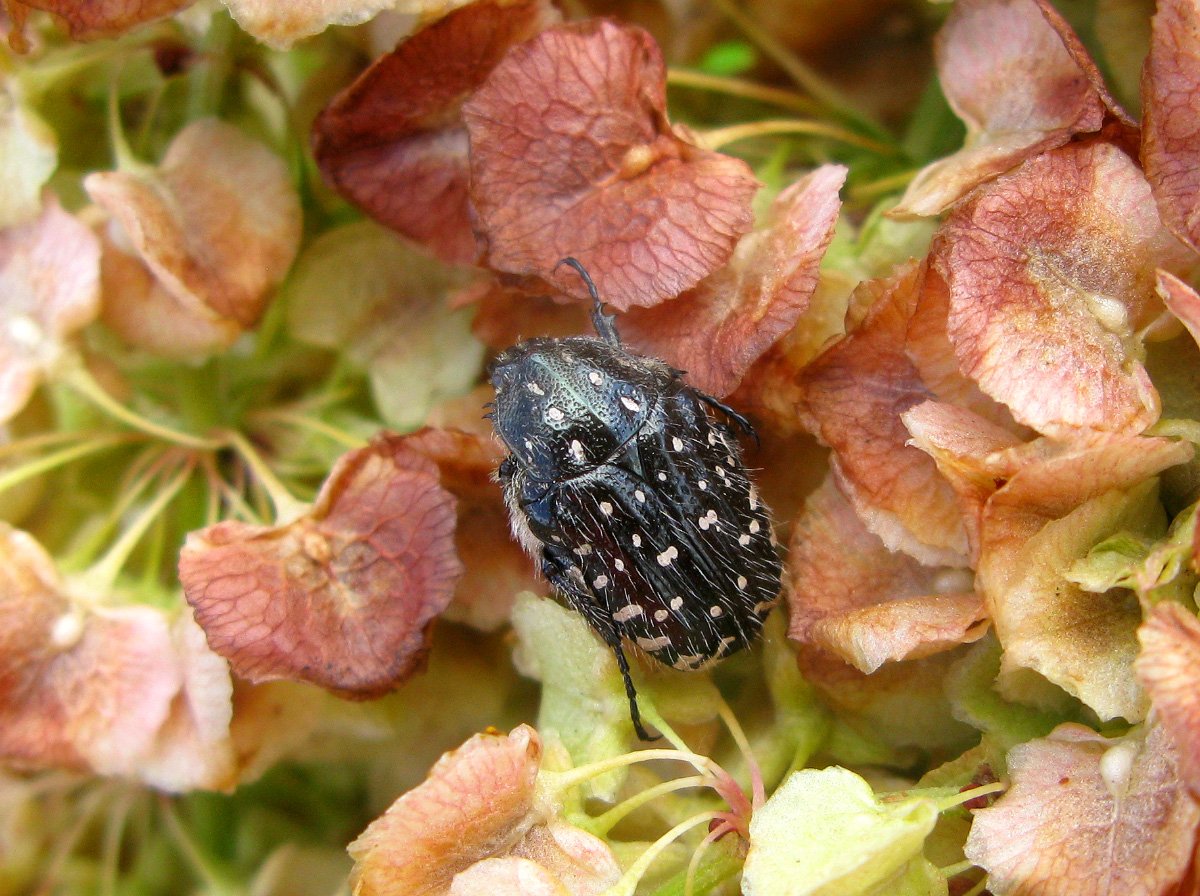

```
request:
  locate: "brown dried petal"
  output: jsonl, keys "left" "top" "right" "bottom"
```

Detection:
{"left": 965, "top": 723, "right": 1199, "bottom": 896}
{"left": 179, "top": 435, "right": 462, "bottom": 698}
{"left": 8, "top": 0, "right": 191, "bottom": 42}
{"left": 85, "top": 117, "right": 301, "bottom": 330}
{"left": 402, "top": 426, "right": 541, "bottom": 631}
{"left": 349, "top": 725, "right": 542, "bottom": 895}
{"left": 312, "top": 0, "right": 557, "bottom": 265}
{"left": 787, "top": 476, "right": 986, "bottom": 673}
{"left": 1142, "top": 0, "right": 1200, "bottom": 253}
{"left": 1136, "top": 602, "right": 1200, "bottom": 794}
{"left": 892, "top": 0, "right": 1107, "bottom": 218}
{"left": 797, "top": 260, "right": 968, "bottom": 566}
{"left": 0, "top": 194, "right": 100, "bottom": 424}
{"left": 463, "top": 20, "right": 758, "bottom": 310}
{"left": 933, "top": 140, "right": 1189, "bottom": 438}
{"left": 620, "top": 165, "right": 845, "bottom": 397}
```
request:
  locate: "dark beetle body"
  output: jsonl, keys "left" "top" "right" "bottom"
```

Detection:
{"left": 489, "top": 259, "right": 781, "bottom": 739}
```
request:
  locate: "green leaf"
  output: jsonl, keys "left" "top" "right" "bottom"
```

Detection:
{"left": 743, "top": 767, "right": 940, "bottom": 896}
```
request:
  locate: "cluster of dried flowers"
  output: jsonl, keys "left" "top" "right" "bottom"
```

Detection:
{"left": 1, "top": 0, "right": 1199, "bottom": 893}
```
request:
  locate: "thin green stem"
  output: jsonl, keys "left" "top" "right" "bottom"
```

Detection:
{"left": 714, "top": 694, "right": 764, "bottom": 810}
{"left": 960, "top": 875, "right": 989, "bottom": 896}
{"left": 703, "top": 119, "right": 895, "bottom": 155}
{"left": 666, "top": 67, "right": 818, "bottom": 115}
{"left": 938, "top": 860, "right": 976, "bottom": 878}
{"left": 936, "top": 781, "right": 1006, "bottom": 812}
{"left": 583, "top": 776, "right": 709, "bottom": 837}
{"left": 543, "top": 749, "right": 720, "bottom": 796}
{"left": 639, "top": 700, "right": 698, "bottom": 758}
{"left": 252, "top": 409, "right": 367, "bottom": 450}
{"left": 62, "top": 363, "right": 222, "bottom": 450}
{"left": 158, "top": 797, "right": 234, "bottom": 895}
{"left": 708, "top": 0, "right": 889, "bottom": 137}
{"left": 224, "top": 429, "right": 308, "bottom": 522}
{"left": 603, "top": 811, "right": 721, "bottom": 896}
{"left": 848, "top": 168, "right": 922, "bottom": 203}
{"left": 99, "top": 786, "right": 136, "bottom": 896}
{"left": 0, "top": 434, "right": 132, "bottom": 497}
{"left": 81, "top": 457, "right": 194, "bottom": 595}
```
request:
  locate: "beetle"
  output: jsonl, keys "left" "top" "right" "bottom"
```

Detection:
{"left": 488, "top": 258, "right": 781, "bottom": 739}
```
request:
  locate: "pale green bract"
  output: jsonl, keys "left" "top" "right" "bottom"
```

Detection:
{"left": 742, "top": 766, "right": 939, "bottom": 896}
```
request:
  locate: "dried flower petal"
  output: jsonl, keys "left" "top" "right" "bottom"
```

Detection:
{"left": 85, "top": 118, "right": 301, "bottom": 336}
{"left": 463, "top": 20, "right": 758, "bottom": 310}
{"left": 1142, "top": 0, "right": 1200, "bottom": 252}
{"left": 932, "top": 140, "right": 1188, "bottom": 437}
{"left": 223, "top": 0, "right": 473, "bottom": 50}
{"left": 349, "top": 725, "right": 543, "bottom": 894}
{"left": 797, "top": 260, "right": 968, "bottom": 566}
{"left": 965, "top": 723, "right": 1199, "bottom": 896}
{"left": 620, "top": 165, "right": 845, "bottom": 397}
{"left": 7, "top": 0, "right": 192, "bottom": 42}
{"left": 892, "top": 0, "right": 1107, "bottom": 218}
{"left": 179, "top": 435, "right": 462, "bottom": 698}
{"left": 0, "top": 524, "right": 183, "bottom": 775}
{"left": 1156, "top": 268, "right": 1200, "bottom": 350}
{"left": 403, "top": 426, "right": 540, "bottom": 631}
{"left": 311, "top": 0, "right": 557, "bottom": 264}
{"left": 1136, "top": 602, "right": 1200, "bottom": 794}
{"left": 0, "top": 194, "right": 100, "bottom": 424}
{"left": 979, "top": 435, "right": 1193, "bottom": 720}
{"left": 787, "top": 476, "right": 985, "bottom": 673}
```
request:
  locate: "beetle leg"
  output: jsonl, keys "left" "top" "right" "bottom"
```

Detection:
{"left": 604, "top": 634, "right": 658, "bottom": 742}
{"left": 694, "top": 390, "right": 759, "bottom": 446}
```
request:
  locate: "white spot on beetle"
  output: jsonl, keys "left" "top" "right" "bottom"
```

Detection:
{"left": 698, "top": 509, "right": 718, "bottom": 530}
{"left": 698, "top": 480, "right": 708, "bottom": 491}
{"left": 600, "top": 501, "right": 614, "bottom": 516}
{"left": 634, "top": 489, "right": 646, "bottom": 503}
{"left": 593, "top": 575, "right": 609, "bottom": 588}
{"left": 620, "top": 395, "right": 641, "bottom": 412}
{"left": 574, "top": 543, "right": 593, "bottom": 556}
{"left": 614, "top": 559, "right": 625, "bottom": 571}
{"left": 631, "top": 533, "right": 642, "bottom": 547}
{"left": 657, "top": 472, "right": 667, "bottom": 481}
{"left": 613, "top": 604, "right": 644, "bottom": 622}
{"left": 670, "top": 596, "right": 684, "bottom": 610}
{"left": 654, "top": 609, "right": 669, "bottom": 622}
{"left": 657, "top": 545, "right": 679, "bottom": 566}
{"left": 738, "top": 533, "right": 751, "bottom": 546}
{"left": 709, "top": 605, "right": 724, "bottom": 618}
{"left": 736, "top": 575, "right": 748, "bottom": 589}
{"left": 636, "top": 635, "right": 673, "bottom": 651}
{"left": 526, "top": 382, "right": 545, "bottom": 396}
{"left": 588, "top": 370, "right": 604, "bottom": 386}
{"left": 749, "top": 520, "right": 761, "bottom": 534}
{"left": 708, "top": 432, "right": 717, "bottom": 445}
{"left": 547, "top": 406, "right": 564, "bottom": 422}
{"left": 570, "top": 439, "right": 585, "bottom": 462}
{"left": 749, "top": 487, "right": 759, "bottom": 510}
{"left": 672, "top": 436, "right": 684, "bottom": 451}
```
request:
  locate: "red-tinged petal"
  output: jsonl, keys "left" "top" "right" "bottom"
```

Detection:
{"left": 467, "top": 281, "right": 591, "bottom": 351}
{"left": 85, "top": 118, "right": 300, "bottom": 331}
{"left": 1156, "top": 269, "right": 1200, "bottom": 350}
{"left": 463, "top": 20, "right": 759, "bottom": 310}
{"left": 1142, "top": 0, "right": 1200, "bottom": 252}
{"left": 179, "top": 435, "right": 463, "bottom": 698}
{"left": 965, "top": 723, "right": 1200, "bottom": 896}
{"left": 902, "top": 400, "right": 1025, "bottom": 562}
{"left": 449, "top": 857, "right": 565, "bottom": 895}
{"left": 0, "top": 194, "right": 100, "bottom": 424}
{"left": 1137, "top": 603, "right": 1200, "bottom": 794}
{"left": 507, "top": 822, "right": 621, "bottom": 894}
{"left": 311, "top": 0, "right": 557, "bottom": 265}
{"left": 978, "top": 435, "right": 1193, "bottom": 720}
{"left": 933, "top": 140, "right": 1190, "bottom": 438}
{"left": 892, "top": 0, "right": 1107, "bottom": 218}
{"left": 620, "top": 165, "right": 845, "bottom": 397}
{"left": 402, "top": 426, "right": 542, "bottom": 631}
{"left": 349, "top": 725, "right": 542, "bottom": 895}
{"left": 9, "top": 0, "right": 191, "bottom": 41}
{"left": 797, "top": 260, "right": 968, "bottom": 566}
{"left": 788, "top": 476, "right": 985, "bottom": 673}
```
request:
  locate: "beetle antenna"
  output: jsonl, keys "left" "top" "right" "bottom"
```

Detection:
{"left": 555, "top": 257, "right": 620, "bottom": 346}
